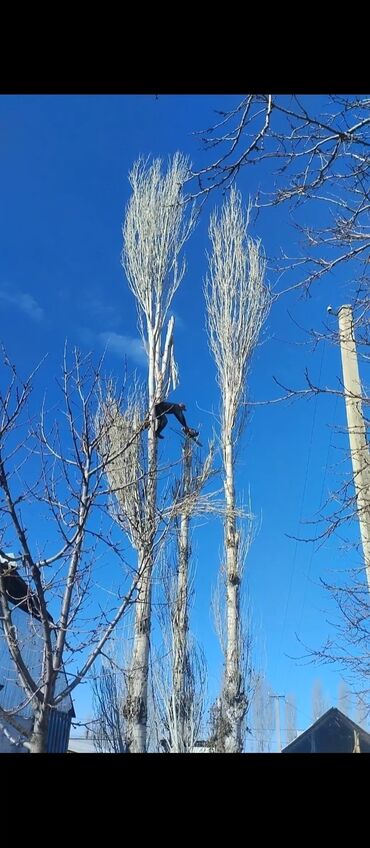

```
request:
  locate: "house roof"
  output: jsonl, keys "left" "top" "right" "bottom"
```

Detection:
{"left": 68, "top": 738, "right": 112, "bottom": 753}
{"left": 282, "top": 707, "right": 370, "bottom": 753}
{"left": 0, "top": 559, "right": 54, "bottom": 623}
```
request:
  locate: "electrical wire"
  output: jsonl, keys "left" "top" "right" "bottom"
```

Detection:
{"left": 279, "top": 341, "right": 326, "bottom": 654}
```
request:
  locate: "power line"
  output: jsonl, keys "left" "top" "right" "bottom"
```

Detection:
{"left": 297, "top": 390, "right": 339, "bottom": 635}
{"left": 279, "top": 341, "right": 326, "bottom": 656}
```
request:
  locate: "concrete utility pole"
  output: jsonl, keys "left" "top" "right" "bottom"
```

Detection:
{"left": 334, "top": 304, "right": 370, "bottom": 593}
{"left": 270, "top": 694, "right": 285, "bottom": 752}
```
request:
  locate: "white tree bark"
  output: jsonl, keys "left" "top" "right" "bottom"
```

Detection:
{"left": 121, "top": 153, "right": 196, "bottom": 751}
{"left": 27, "top": 706, "right": 49, "bottom": 754}
{"left": 97, "top": 385, "right": 155, "bottom": 752}
{"left": 151, "top": 436, "right": 214, "bottom": 753}
{"left": 124, "top": 544, "right": 152, "bottom": 752}
{"left": 205, "top": 187, "right": 271, "bottom": 752}
{"left": 223, "top": 432, "right": 244, "bottom": 751}
{"left": 172, "top": 439, "right": 192, "bottom": 752}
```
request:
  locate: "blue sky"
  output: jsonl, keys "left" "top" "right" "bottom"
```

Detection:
{"left": 0, "top": 93, "right": 365, "bottom": 749}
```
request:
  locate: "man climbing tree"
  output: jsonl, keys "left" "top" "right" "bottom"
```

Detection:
{"left": 120, "top": 153, "right": 197, "bottom": 752}
{"left": 154, "top": 401, "right": 199, "bottom": 440}
{"left": 144, "top": 401, "right": 199, "bottom": 440}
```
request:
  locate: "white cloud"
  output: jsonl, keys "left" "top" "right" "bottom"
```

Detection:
{"left": 0, "top": 287, "right": 44, "bottom": 322}
{"left": 77, "top": 326, "right": 95, "bottom": 346}
{"left": 99, "top": 331, "right": 146, "bottom": 365}
{"left": 85, "top": 292, "right": 121, "bottom": 329}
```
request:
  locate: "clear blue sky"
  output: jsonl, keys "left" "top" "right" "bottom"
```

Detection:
{"left": 0, "top": 94, "right": 364, "bottom": 748}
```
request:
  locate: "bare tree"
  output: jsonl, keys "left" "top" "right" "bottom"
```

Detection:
{"left": 250, "top": 674, "right": 274, "bottom": 753}
{"left": 118, "top": 153, "right": 196, "bottom": 752}
{"left": 171, "top": 439, "right": 200, "bottom": 752}
{"left": 355, "top": 694, "right": 368, "bottom": 728}
{"left": 301, "top": 566, "right": 370, "bottom": 721}
{"left": 193, "top": 95, "right": 370, "bottom": 296}
{"left": 152, "top": 437, "right": 213, "bottom": 752}
{"left": 97, "top": 405, "right": 222, "bottom": 754}
{"left": 280, "top": 315, "right": 370, "bottom": 717}
{"left": 284, "top": 694, "right": 297, "bottom": 746}
{"left": 153, "top": 630, "right": 207, "bottom": 754}
{"left": 204, "top": 187, "right": 271, "bottom": 752}
{"left": 311, "top": 679, "right": 329, "bottom": 722}
{"left": 195, "top": 94, "right": 370, "bottom": 727}
{"left": 338, "top": 680, "right": 352, "bottom": 717}
{"left": 91, "top": 628, "right": 135, "bottom": 754}
{"left": 0, "top": 348, "right": 141, "bottom": 753}
{"left": 92, "top": 660, "right": 126, "bottom": 753}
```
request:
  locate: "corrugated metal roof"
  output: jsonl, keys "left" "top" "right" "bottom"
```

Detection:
{"left": 68, "top": 738, "right": 112, "bottom": 753}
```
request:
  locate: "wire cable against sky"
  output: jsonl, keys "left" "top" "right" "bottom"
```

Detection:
{"left": 279, "top": 341, "right": 326, "bottom": 657}
{"left": 297, "top": 390, "right": 339, "bottom": 636}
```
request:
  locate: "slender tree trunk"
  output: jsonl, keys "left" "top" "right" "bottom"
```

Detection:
{"left": 172, "top": 439, "right": 191, "bottom": 752}
{"left": 125, "top": 341, "right": 158, "bottom": 753}
{"left": 205, "top": 189, "right": 270, "bottom": 752}
{"left": 125, "top": 545, "right": 152, "bottom": 752}
{"left": 121, "top": 155, "right": 195, "bottom": 751}
{"left": 222, "top": 432, "right": 244, "bottom": 752}
{"left": 28, "top": 705, "right": 49, "bottom": 754}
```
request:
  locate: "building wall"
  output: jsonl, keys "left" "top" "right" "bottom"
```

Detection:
{"left": 0, "top": 606, "right": 73, "bottom": 752}
{"left": 47, "top": 710, "right": 73, "bottom": 753}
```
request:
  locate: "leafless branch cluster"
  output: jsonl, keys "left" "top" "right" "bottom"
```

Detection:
{"left": 122, "top": 152, "right": 197, "bottom": 393}
{"left": 205, "top": 187, "right": 271, "bottom": 433}
{"left": 0, "top": 348, "right": 141, "bottom": 751}
{"left": 193, "top": 95, "right": 370, "bottom": 295}
{"left": 151, "top": 439, "right": 215, "bottom": 752}
{"left": 92, "top": 660, "right": 127, "bottom": 753}
{"left": 250, "top": 673, "right": 274, "bottom": 753}
{"left": 152, "top": 629, "right": 207, "bottom": 754}
{"left": 96, "top": 384, "right": 149, "bottom": 550}
{"left": 284, "top": 693, "right": 298, "bottom": 746}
